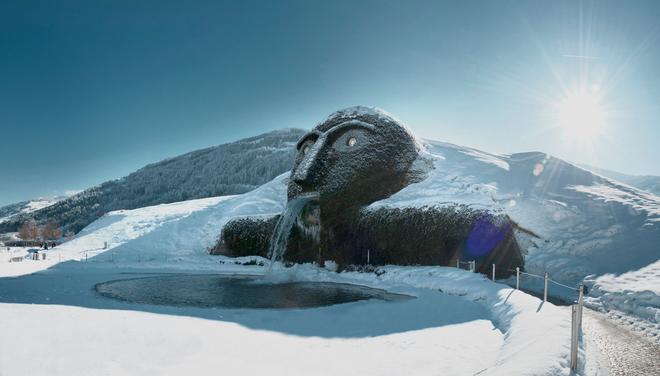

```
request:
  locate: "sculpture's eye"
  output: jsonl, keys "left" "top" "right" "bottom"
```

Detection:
{"left": 300, "top": 140, "right": 314, "bottom": 155}
{"left": 332, "top": 129, "right": 367, "bottom": 152}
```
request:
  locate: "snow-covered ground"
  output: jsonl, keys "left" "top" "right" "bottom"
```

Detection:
{"left": 1, "top": 133, "right": 658, "bottom": 374}
{"left": 0, "top": 173, "right": 580, "bottom": 375}
{"left": 0, "top": 196, "right": 234, "bottom": 278}
{"left": 0, "top": 246, "right": 58, "bottom": 277}
{"left": 0, "top": 261, "right": 574, "bottom": 376}
{"left": 584, "top": 260, "right": 660, "bottom": 343}
{"left": 1, "top": 301, "right": 500, "bottom": 376}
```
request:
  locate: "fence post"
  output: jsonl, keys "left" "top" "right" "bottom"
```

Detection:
{"left": 577, "top": 284, "right": 584, "bottom": 328}
{"left": 570, "top": 304, "right": 578, "bottom": 372}
{"left": 456, "top": 259, "right": 460, "bottom": 268}
{"left": 470, "top": 261, "right": 475, "bottom": 272}
{"left": 516, "top": 267, "right": 520, "bottom": 290}
{"left": 367, "top": 249, "right": 370, "bottom": 265}
{"left": 543, "top": 272, "right": 548, "bottom": 302}
{"left": 492, "top": 263, "right": 496, "bottom": 281}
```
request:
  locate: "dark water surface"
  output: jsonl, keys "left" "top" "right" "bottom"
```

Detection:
{"left": 95, "top": 274, "right": 411, "bottom": 309}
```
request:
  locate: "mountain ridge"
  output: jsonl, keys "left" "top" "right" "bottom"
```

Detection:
{"left": 577, "top": 163, "right": 660, "bottom": 195}
{"left": 0, "top": 128, "right": 306, "bottom": 234}
{"left": 2, "top": 127, "right": 658, "bottom": 239}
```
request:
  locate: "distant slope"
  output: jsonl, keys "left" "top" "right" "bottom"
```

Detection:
{"left": 579, "top": 164, "right": 660, "bottom": 195}
{"left": 0, "top": 129, "right": 306, "bottom": 234}
{"left": 0, "top": 198, "right": 61, "bottom": 224}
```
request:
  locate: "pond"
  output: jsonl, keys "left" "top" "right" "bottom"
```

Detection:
{"left": 95, "top": 274, "right": 412, "bottom": 309}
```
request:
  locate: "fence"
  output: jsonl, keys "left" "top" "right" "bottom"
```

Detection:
{"left": 456, "top": 261, "right": 584, "bottom": 373}
{"left": 455, "top": 259, "right": 475, "bottom": 272}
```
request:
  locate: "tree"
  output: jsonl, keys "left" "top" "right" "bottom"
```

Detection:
{"left": 18, "top": 219, "right": 39, "bottom": 241}
{"left": 41, "top": 220, "right": 62, "bottom": 240}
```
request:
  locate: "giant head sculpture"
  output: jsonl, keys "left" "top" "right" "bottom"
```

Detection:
{"left": 287, "top": 106, "right": 423, "bottom": 219}
{"left": 218, "top": 106, "right": 523, "bottom": 275}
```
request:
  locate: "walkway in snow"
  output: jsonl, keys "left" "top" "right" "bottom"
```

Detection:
{"left": 583, "top": 309, "right": 660, "bottom": 375}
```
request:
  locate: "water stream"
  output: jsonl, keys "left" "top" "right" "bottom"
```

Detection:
{"left": 268, "top": 195, "right": 318, "bottom": 265}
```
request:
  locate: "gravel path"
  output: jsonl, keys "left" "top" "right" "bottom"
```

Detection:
{"left": 582, "top": 309, "right": 660, "bottom": 375}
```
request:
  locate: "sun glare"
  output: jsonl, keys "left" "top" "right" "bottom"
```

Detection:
{"left": 556, "top": 87, "right": 607, "bottom": 143}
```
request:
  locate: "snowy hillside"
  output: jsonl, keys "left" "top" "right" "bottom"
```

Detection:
{"left": 584, "top": 260, "right": 660, "bottom": 340}
{"left": 0, "top": 197, "right": 61, "bottom": 224}
{"left": 372, "top": 140, "right": 659, "bottom": 287}
{"left": 0, "top": 128, "right": 305, "bottom": 235}
{"left": 367, "top": 140, "right": 660, "bottom": 332}
{"left": 580, "top": 164, "right": 660, "bottom": 195}
{"left": 0, "top": 174, "right": 290, "bottom": 278}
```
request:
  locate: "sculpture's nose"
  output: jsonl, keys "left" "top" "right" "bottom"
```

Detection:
{"left": 292, "top": 141, "right": 324, "bottom": 191}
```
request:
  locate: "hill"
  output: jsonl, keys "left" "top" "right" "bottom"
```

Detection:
{"left": 0, "top": 128, "right": 306, "bottom": 234}
{"left": 579, "top": 164, "right": 660, "bottom": 195}
{"left": 0, "top": 198, "right": 61, "bottom": 225}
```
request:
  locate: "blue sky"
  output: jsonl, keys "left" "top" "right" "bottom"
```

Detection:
{"left": 1, "top": 0, "right": 659, "bottom": 205}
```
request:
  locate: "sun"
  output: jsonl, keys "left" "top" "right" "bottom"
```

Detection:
{"left": 555, "top": 86, "right": 607, "bottom": 144}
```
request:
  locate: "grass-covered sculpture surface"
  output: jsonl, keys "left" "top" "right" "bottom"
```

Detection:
{"left": 213, "top": 107, "right": 524, "bottom": 276}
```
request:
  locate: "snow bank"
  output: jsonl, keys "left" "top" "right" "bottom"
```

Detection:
{"left": 584, "top": 260, "right": 660, "bottom": 342}
{"left": 97, "top": 173, "right": 287, "bottom": 264}
{"left": 0, "top": 299, "right": 502, "bottom": 376}
{"left": 0, "top": 196, "right": 234, "bottom": 277}
{"left": 268, "top": 264, "right": 574, "bottom": 376}
{"left": 0, "top": 173, "right": 289, "bottom": 277}
{"left": 0, "top": 260, "right": 575, "bottom": 376}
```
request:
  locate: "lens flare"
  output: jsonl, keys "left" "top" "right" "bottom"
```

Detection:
{"left": 555, "top": 87, "right": 608, "bottom": 145}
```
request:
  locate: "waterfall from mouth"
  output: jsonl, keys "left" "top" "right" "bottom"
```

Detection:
{"left": 268, "top": 195, "right": 317, "bottom": 266}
